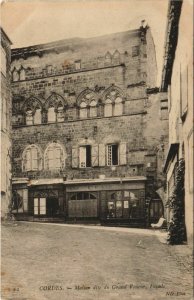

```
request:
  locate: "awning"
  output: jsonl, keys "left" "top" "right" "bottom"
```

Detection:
{"left": 64, "top": 176, "right": 147, "bottom": 185}
{"left": 27, "top": 178, "right": 64, "bottom": 186}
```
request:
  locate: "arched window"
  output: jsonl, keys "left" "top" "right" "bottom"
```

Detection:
{"left": 20, "top": 68, "right": 25, "bottom": 81}
{"left": 13, "top": 70, "right": 19, "bottom": 82}
{"left": 22, "top": 145, "right": 42, "bottom": 171}
{"left": 48, "top": 106, "right": 56, "bottom": 123}
{"left": 105, "top": 52, "right": 112, "bottom": 64}
{"left": 104, "top": 98, "right": 112, "bottom": 117}
{"left": 44, "top": 142, "right": 65, "bottom": 170}
{"left": 114, "top": 97, "right": 123, "bottom": 116}
{"left": 34, "top": 108, "right": 42, "bottom": 124}
{"left": 26, "top": 109, "right": 33, "bottom": 125}
{"left": 57, "top": 105, "right": 64, "bottom": 122}
{"left": 90, "top": 100, "right": 97, "bottom": 118}
{"left": 79, "top": 101, "right": 87, "bottom": 119}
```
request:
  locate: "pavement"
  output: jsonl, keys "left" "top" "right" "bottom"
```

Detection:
{"left": 1, "top": 221, "right": 193, "bottom": 300}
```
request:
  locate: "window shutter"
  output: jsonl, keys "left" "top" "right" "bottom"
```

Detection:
{"left": 99, "top": 144, "right": 106, "bottom": 166}
{"left": 32, "top": 148, "right": 38, "bottom": 170}
{"left": 26, "top": 150, "right": 31, "bottom": 171}
{"left": 72, "top": 147, "right": 79, "bottom": 168}
{"left": 92, "top": 144, "right": 99, "bottom": 167}
{"left": 119, "top": 142, "right": 127, "bottom": 165}
{"left": 55, "top": 147, "right": 61, "bottom": 168}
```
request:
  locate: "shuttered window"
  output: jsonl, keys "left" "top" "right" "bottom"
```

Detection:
{"left": 72, "top": 147, "right": 79, "bottom": 168}
{"left": 107, "top": 144, "right": 118, "bottom": 166}
{"left": 23, "top": 145, "right": 42, "bottom": 171}
{"left": 92, "top": 144, "right": 99, "bottom": 167}
{"left": 119, "top": 142, "right": 127, "bottom": 165}
{"left": 79, "top": 145, "right": 91, "bottom": 168}
{"left": 45, "top": 143, "right": 64, "bottom": 170}
{"left": 99, "top": 144, "right": 106, "bottom": 166}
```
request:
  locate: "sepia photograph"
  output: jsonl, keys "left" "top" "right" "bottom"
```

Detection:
{"left": 1, "top": 0, "right": 193, "bottom": 299}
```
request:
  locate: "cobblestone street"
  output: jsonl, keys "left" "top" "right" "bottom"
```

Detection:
{"left": 1, "top": 222, "right": 193, "bottom": 300}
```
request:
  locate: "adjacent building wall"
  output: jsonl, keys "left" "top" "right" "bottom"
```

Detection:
{"left": 1, "top": 28, "right": 12, "bottom": 219}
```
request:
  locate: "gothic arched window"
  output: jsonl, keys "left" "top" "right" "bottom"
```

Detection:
{"left": 13, "top": 70, "right": 19, "bottom": 82}
{"left": 79, "top": 101, "right": 87, "bottom": 119}
{"left": 34, "top": 108, "right": 42, "bottom": 124}
{"left": 20, "top": 68, "right": 26, "bottom": 81}
{"left": 26, "top": 109, "right": 33, "bottom": 125}
{"left": 22, "top": 145, "right": 42, "bottom": 171}
{"left": 104, "top": 98, "right": 113, "bottom": 117}
{"left": 114, "top": 97, "right": 123, "bottom": 116}
{"left": 90, "top": 100, "right": 97, "bottom": 118}
{"left": 57, "top": 105, "right": 64, "bottom": 122}
{"left": 48, "top": 106, "right": 56, "bottom": 123}
{"left": 44, "top": 142, "right": 65, "bottom": 170}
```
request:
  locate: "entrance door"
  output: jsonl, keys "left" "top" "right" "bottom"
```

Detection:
{"left": 47, "top": 197, "right": 59, "bottom": 217}
{"left": 149, "top": 199, "right": 164, "bottom": 223}
{"left": 68, "top": 192, "right": 98, "bottom": 218}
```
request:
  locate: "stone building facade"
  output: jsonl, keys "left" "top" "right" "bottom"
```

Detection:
{"left": 11, "top": 23, "right": 168, "bottom": 226}
{"left": 161, "top": 0, "right": 193, "bottom": 244}
{"left": 1, "top": 28, "right": 12, "bottom": 219}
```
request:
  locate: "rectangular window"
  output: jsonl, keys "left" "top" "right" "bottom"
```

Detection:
{"left": 180, "top": 64, "right": 188, "bottom": 121}
{"left": 107, "top": 144, "right": 118, "bottom": 166}
{"left": 79, "top": 145, "right": 91, "bottom": 168}
{"left": 132, "top": 46, "right": 139, "bottom": 57}
{"left": 75, "top": 60, "right": 81, "bottom": 70}
{"left": 34, "top": 198, "right": 46, "bottom": 215}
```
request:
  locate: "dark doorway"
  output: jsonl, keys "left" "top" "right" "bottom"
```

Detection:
{"left": 149, "top": 199, "right": 164, "bottom": 223}
{"left": 47, "top": 197, "right": 59, "bottom": 216}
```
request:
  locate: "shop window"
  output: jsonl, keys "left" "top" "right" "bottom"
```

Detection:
{"left": 79, "top": 101, "right": 87, "bottom": 119}
{"left": 114, "top": 97, "right": 123, "bottom": 116}
{"left": 1, "top": 46, "right": 6, "bottom": 76}
{"left": 70, "top": 192, "right": 96, "bottom": 200}
{"left": 57, "top": 105, "right": 64, "bottom": 122}
{"left": 34, "top": 108, "right": 42, "bottom": 124}
{"left": 48, "top": 106, "right": 56, "bottom": 123}
{"left": 22, "top": 145, "right": 42, "bottom": 171}
{"left": 104, "top": 98, "right": 112, "bottom": 117}
{"left": 79, "top": 145, "right": 91, "bottom": 168}
{"left": 107, "top": 144, "right": 118, "bottom": 166}
{"left": 90, "top": 100, "right": 97, "bottom": 117}
{"left": 26, "top": 109, "right": 33, "bottom": 125}
{"left": 45, "top": 142, "right": 64, "bottom": 170}
{"left": 34, "top": 197, "right": 46, "bottom": 215}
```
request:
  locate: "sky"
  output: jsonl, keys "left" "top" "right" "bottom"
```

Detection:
{"left": 1, "top": 0, "right": 169, "bottom": 85}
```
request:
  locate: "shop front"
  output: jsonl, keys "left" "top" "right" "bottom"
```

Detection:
{"left": 65, "top": 176, "right": 146, "bottom": 226}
